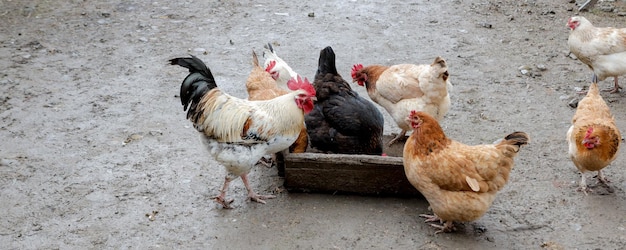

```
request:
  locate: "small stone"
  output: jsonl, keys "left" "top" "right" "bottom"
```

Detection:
{"left": 568, "top": 53, "right": 578, "bottom": 60}
{"left": 598, "top": 5, "right": 614, "bottom": 12}
{"left": 559, "top": 95, "right": 570, "bottom": 101}
{"left": 536, "top": 64, "right": 547, "bottom": 71}
{"left": 569, "top": 98, "right": 579, "bottom": 108}
{"left": 193, "top": 48, "right": 206, "bottom": 53}
{"left": 138, "top": 37, "right": 148, "bottom": 42}
{"left": 0, "top": 158, "right": 16, "bottom": 166}
{"left": 520, "top": 69, "right": 529, "bottom": 75}
{"left": 308, "top": 12, "right": 315, "bottom": 17}
{"left": 148, "top": 130, "right": 163, "bottom": 136}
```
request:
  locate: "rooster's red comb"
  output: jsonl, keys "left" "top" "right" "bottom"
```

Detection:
{"left": 287, "top": 75, "right": 316, "bottom": 96}
{"left": 351, "top": 64, "right": 364, "bottom": 79}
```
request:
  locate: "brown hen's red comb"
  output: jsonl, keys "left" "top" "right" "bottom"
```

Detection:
{"left": 351, "top": 64, "right": 364, "bottom": 79}
{"left": 287, "top": 75, "right": 316, "bottom": 96}
{"left": 410, "top": 110, "right": 418, "bottom": 116}
{"left": 584, "top": 127, "right": 594, "bottom": 138}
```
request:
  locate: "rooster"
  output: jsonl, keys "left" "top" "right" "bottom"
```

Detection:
{"left": 567, "top": 16, "right": 626, "bottom": 93}
{"left": 170, "top": 55, "right": 316, "bottom": 208}
{"left": 263, "top": 43, "right": 300, "bottom": 90}
{"left": 351, "top": 57, "right": 452, "bottom": 146}
{"left": 304, "top": 46, "right": 384, "bottom": 155}
{"left": 567, "top": 82, "right": 621, "bottom": 194}
{"left": 403, "top": 111, "right": 528, "bottom": 233}
{"left": 245, "top": 50, "right": 309, "bottom": 154}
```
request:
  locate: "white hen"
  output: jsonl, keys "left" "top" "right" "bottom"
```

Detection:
{"left": 263, "top": 43, "right": 300, "bottom": 90}
{"left": 568, "top": 16, "right": 626, "bottom": 93}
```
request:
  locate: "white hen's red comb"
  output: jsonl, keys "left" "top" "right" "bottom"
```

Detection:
{"left": 287, "top": 75, "right": 316, "bottom": 96}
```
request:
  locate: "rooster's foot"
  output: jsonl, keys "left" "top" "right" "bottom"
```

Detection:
{"left": 248, "top": 193, "right": 276, "bottom": 204}
{"left": 213, "top": 196, "right": 235, "bottom": 209}
{"left": 256, "top": 155, "right": 275, "bottom": 168}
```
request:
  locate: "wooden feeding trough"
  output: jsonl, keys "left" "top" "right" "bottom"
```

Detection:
{"left": 276, "top": 135, "right": 423, "bottom": 198}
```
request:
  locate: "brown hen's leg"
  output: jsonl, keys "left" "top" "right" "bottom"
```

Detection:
{"left": 241, "top": 174, "right": 275, "bottom": 204}
{"left": 597, "top": 170, "right": 610, "bottom": 184}
{"left": 600, "top": 76, "right": 620, "bottom": 93}
{"left": 609, "top": 77, "right": 620, "bottom": 93}
{"left": 596, "top": 170, "right": 615, "bottom": 193}
{"left": 419, "top": 214, "right": 455, "bottom": 233}
{"left": 577, "top": 173, "right": 590, "bottom": 195}
{"left": 419, "top": 213, "right": 443, "bottom": 223}
{"left": 430, "top": 221, "right": 456, "bottom": 234}
{"left": 387, "top": 130, "right": 407, "bottom": 146}
{"left": 213, "top": 177, "right": 235, "bottom": 209}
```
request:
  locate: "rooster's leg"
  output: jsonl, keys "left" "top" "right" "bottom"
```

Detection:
{"left": 241, "top": 174, "right": 275, "bottom": 204}
{"left": 387, "top": 130, "right": 407, "bottom": 146}
{"left": 213, "top": 177, "right": 235, "bottom": 209}
{"left": 256, "top": 154, "right": 276, "bottom": 168}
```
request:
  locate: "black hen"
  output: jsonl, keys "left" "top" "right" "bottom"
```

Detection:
{"left": 305, "top": 46, "right": 384, "bottom": 155}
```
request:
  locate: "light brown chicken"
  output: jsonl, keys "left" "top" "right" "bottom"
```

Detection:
{"left": 403, "top": 111, "right": 529, "bottom": 233}
{"left": 246, "top": 51, "right": 308, "bottom": 154}
{"left": 567, "top": 82, "right": 621, "bottom": 194}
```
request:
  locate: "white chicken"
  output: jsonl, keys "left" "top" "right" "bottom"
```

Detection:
{"left": 263, "top": 43, "right": 300, "bottom": 90}
{"left": 568, "top": 16, "right": 626, "bottom": 93}
{"left": 351, "top": 57, "right": 452, "bottom": 146}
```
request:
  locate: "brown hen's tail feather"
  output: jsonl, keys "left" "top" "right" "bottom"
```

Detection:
{"left": 252, "top": 50, "right": 261, "bottom": 68}
{"left": 169, "top": 55, "right": 218, "bottom": 120}
{"left": 587, "top": 82, "right": 600, "bottom": 96}
{"left": 502, "top": 131, "right": 530, "bottom": 148}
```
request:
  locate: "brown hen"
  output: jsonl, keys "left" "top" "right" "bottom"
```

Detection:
{"left": 245, "top": 51, "right": 309, "bottom": 154}
{"left": 567, "top": 82, "right": 621, "bottom": 194}
{"left": 403, "top": 111, "right": 528, "bottom": 233}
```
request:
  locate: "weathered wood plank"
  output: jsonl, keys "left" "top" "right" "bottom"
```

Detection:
{"left": 278, "top": 135, "right": 424, "bottom": 198}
